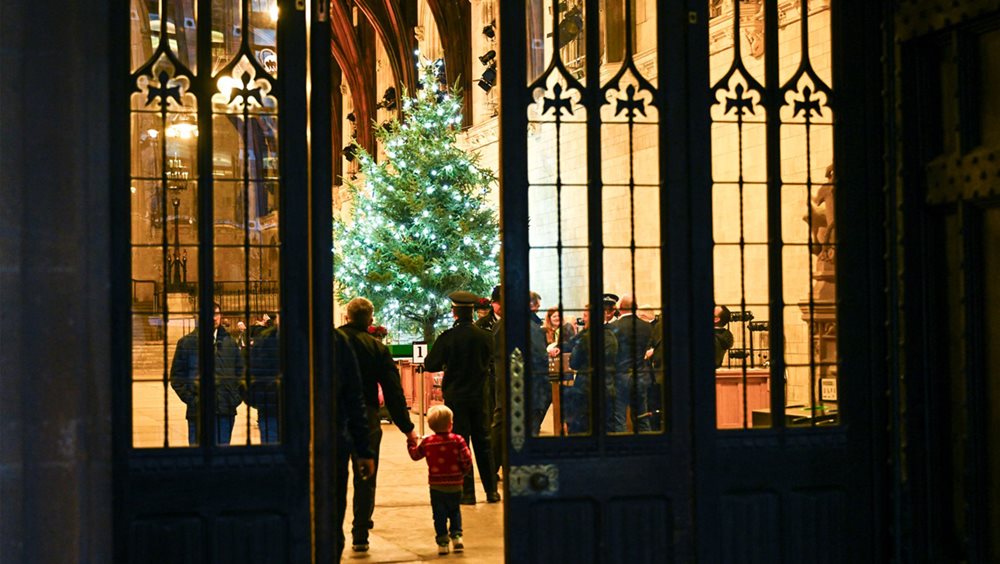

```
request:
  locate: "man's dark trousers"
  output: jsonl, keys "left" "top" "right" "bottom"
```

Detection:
{"left": 446, "top": 397, "right": 496, "bottom": 500}
{"left": 350, "top": 409, "right": 383, "bottom": 544}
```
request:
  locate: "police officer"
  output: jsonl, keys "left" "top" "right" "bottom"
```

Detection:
{"left": 475, "top": 285, "right": 503, "bottom": 483}
{"left": 565, "top": 304, "right": 619, "bottom": 434}
{"left": 424, "top": 290, "right": 501, "bottom": 504}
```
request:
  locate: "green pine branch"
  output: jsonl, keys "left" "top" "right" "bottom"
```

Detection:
{"left": 334, "top": 60, "right": 499, "bottom": 343}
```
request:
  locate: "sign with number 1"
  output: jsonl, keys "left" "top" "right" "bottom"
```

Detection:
{"left": 412, "top": 341, "right": 427, "bottom": 364}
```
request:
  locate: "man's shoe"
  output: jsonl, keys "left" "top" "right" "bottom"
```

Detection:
{"left": 451, "top": 535, "right": 464, "bottom": 552}
{"left": 437, "top": 543, "right": 450, "bottom": 555}
{"left": 351, "top": 543, "right": 369, "bottom": 553}
{"left": 486, "top": 491, "right": 501, "bottom": 503}
{"left": 460, "top": 496, "right": 477, "bottom": 505}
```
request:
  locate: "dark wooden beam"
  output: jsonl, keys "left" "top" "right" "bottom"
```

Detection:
{"left": 329, "top": 0, "right": 377, "bottom": 153}
{"left": 426, "top": 0, "right": 473, "bottom": 126}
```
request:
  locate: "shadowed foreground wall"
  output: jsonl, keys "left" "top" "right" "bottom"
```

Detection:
{"left": 0, "top": 0, "right": 113, "bottom": 561}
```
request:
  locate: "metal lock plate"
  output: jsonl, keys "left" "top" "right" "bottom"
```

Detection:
{"left": 508, "top": 464, "right": 559, "bottom": 497}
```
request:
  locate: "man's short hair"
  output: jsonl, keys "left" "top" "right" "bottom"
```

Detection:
{"left": 716, "top": 304, "right": 731, "bottom": 326}
{"left": 427, "top": 405, "right": 454, "bottom": 433}
{"left": 346, "top": 297, "right": 374, "bottom": 323}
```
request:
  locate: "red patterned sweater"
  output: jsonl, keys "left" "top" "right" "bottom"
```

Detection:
{"left": 408, "top": 432, "right": 473, "bottom": 487}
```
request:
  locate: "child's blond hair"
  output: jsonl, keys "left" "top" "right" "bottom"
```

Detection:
{"left": 426, "top": 405, "right": 453, "bottom": 433}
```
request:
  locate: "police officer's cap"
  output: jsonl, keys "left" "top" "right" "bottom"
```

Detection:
{"left": 449, "top": 290, "right": 479, "bottom": 308}
{"left": 603, "top": 293, "right": 620, "bottom": 308}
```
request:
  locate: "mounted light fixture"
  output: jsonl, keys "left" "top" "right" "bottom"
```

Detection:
{"left": 478, "top": 49, "right": 496, "bottom": 65}
{"left": 557, "top": 5, "right": 583, "bottom": 49}
{"left": 478, "top": 64, "right": 497, "bottom": 92}
{"left": 343, "top": 144, "right": 358, "bottom": 162}
{"left": 482, "top": 21, "right": 495, "bottom": 39}
{"left": 378, "top": 86, "right": 397, "bottom": 111}
{"left": 346, "top": 111, "right": 356, "bottom": 122}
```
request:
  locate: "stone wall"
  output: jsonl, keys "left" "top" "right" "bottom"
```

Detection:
{"left": 0, "top": 0, "right": 113, "bottom": 560}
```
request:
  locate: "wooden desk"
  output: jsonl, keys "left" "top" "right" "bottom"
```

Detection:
{"left": 715, "top": 368, "right": 770, "bottom": 429}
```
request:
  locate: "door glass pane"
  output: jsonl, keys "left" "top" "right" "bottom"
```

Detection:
{"left": 131, "top": 53, "right": 201, "bottom": 448}
{"left": 212, "top": 0, "right": 244, "bottom": 75}
{"left": 526, "top": 0, "right": 663, "bottom": 439}
{"left": 249, "top": 0, "right": 279, "bottom": 77}
{"left": 129, "top": 1, "right": 282, "bottom": 449}
{"left": 709, "top": 0, "right": 838, "bottom": 429}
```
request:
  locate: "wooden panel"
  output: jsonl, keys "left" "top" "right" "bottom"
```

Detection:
{"left": 213, "top": 513, "right": 287, "bottom": 564}
{"left": 129, "top": 516, "right": 203, "bottom": 564}
{"left": 720, "top": 492, "right": 779, "bottom": 563}
{"left": 716, "top": 368, "right": 770, "bottom": 428}
{"left": 607, "top": 497, "right": 673, "bottom": 564}
{"left": 784, "top": 489, "right": 846, "bottom": 564}
{"left": 530, "top": 499, "right": 598, "bottom": 564}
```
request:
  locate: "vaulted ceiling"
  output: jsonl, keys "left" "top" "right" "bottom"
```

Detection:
{"left": 329, "top": 0, "right": 472, "bottom": 155}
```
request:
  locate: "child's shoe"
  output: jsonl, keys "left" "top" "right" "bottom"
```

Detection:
{"left": 451, "top": 535, "right": 464, "bottom": 552}
{"left": 436, "top": 535, "right": 450, "bottom": 555}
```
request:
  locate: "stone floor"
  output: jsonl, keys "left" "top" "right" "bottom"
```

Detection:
{"left": 344, "top": 414, "right": 504, "bottom": 563}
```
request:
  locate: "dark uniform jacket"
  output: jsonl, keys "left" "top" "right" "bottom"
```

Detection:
{"left": 334, "top": 329, "right": 374, "bottom": 459}
{"left": 169, "top": 327, "right": 245, "bottom": 420}
{"left": 568, "top": 327, "right": 619, "bottom": 393}
{"left": 424, "top": 320, "right": 494, "bottom": 402}
{"left": 339, "top": 322, "right": 414, "bottom": 434}
{"left": 608, "top": 314, "right": 653, "bottom": 374}
{"left": 475, "top": 311, "right": 499, "bottom": 333}
{"left": 714, "top": 327, "right": 734, "bottom": 368}
{"left": 247, "top": 325, "right": 280, "bottom": 416}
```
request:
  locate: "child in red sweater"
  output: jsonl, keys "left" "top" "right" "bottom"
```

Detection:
{"left": 408, "top": 405, "right": 474, "bottom": 555}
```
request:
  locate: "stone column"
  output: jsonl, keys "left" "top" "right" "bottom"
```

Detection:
{"left": 0, "top": 0, "right": 113, "bottom": 561}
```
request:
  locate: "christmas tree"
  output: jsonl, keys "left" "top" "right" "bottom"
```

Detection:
{"left": 334, "top": 60, "right": 500, "bottom": 343}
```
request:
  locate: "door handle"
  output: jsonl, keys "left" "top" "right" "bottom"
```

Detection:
{"left": 509, "top": 464, "right": 559, "bottom": 496}
{"left": 529, "top": 472, "right": 550, "bottom": 491}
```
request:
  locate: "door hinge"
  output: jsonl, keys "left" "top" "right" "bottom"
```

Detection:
{"left": 508, "top": 464, "right": 559, "bottom": 497}
{"left": 509, "top": 348, "right": 525, "bottom": 453}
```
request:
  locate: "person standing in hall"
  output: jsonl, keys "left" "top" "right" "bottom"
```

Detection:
{"left": 608, "top": 294, "right": 653, "bottom": 433}
{"left": 332, "top": 327, "right": 376, "bottom": 561}
{"left": 424, "top": 290, "right": 500, "bottom": 504}
{"left": 408, "top": 405, "right": 474, "bottom": 555}
{"left": 170, "top": 302, "right": 245, "bottom": 445}
{"left": 714, "top": 304, "right": 735, "bottom": 368}
{"left": 564, "top": 304, "right": 619, "bottom": 434}
{"left": 338, "top": 297, "right": 418, "bottom": 553}
{"left": 248, "top": 313, "right": 280, "bottom": 443}
{"left": 475, "top": 285, "right": 503, "bottom": 485}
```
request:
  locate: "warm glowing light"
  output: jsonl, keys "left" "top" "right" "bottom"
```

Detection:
{"left": 146, "top": 128, "right": 159, "bottom": 139}
{"left": 217, "top": 75, "right": 238, "bottom": 99}
{"left": 270, "top": 4, "right": 279, "bottom": 22}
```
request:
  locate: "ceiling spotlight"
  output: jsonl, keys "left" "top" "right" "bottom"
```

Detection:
{"left": 478, "top": 64, "right": 497, "bottom": 92}
{"left": 378, "top": 86, "right": 397, "bottom": 111}
{"left": 343, "top": 144, "right": 358, "bottom": 162}
{"left": 479, "top": 49, "right": 496, "bottom": 65}
{"left": 482, "top": 22, "right": 495, "bottom": 39}
{"left": 557, "top": 6, "right": 583, "bottom": 48}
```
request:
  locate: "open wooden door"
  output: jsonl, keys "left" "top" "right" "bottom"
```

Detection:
{"left": 113, "top": 1, "right": 313, "bottom": 561}
{"left": 498, "top": 1, "right": 882, "bottom": 561}
{"left": 499, "top": 1, "right": 698, "bottom": 560}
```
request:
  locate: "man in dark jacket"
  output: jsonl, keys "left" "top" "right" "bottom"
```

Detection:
{"left": 248, "top": 314, "right": 280, "bottom": 443}
{"left": 333, "top": 328, "right": 376, "bottom": 561}
{"left": 425, "top": 291, "right": 500, "bottom": 504}
{"left": 608, "top": 294, "right": 653, "bottom": 433}
{"left": 169, "top": 302, "right": 245, "bottom": 445}
{"left": 714, "top": 305, "right": 735, "bottom": 368}
{"left": 339, "top": 297, "right": 417, "bottom": 552}
{"left": 566, "top": 305, "right": 619, "bottom": 435}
